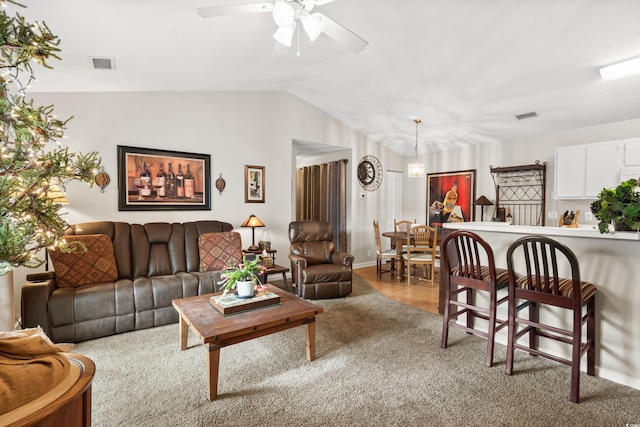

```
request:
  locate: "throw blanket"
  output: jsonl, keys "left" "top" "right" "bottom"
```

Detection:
{"left": 0, "top": 328, "right": 73, "bottom": 415}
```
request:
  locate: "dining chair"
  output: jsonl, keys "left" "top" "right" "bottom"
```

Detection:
{"left": 403, "top": 225, "right": 438, "bottom": 286}
{"left": 393, "top": 219, "right": 414, "bottom": 252}
{"left": 505, "top": 235, "right": 597, "bottom": 403}
{"left": 440, "top": 230, "right": 509, "bottom": 367}
{"left": 373, "top": 220, "right": 396, "bottom": 279}
{"left": 393, "top": 219, "right": 414, "bottom": 234}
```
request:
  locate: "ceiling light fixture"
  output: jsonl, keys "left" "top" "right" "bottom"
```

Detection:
{"left": 272, "top": 1, "right": 325, "bottom": 47}
{"left": 300, "top": 12, "right": 324, "bottom": 41}
{"left": 408, "top": 118, "right": 425, "bottom": 178}
{"left": 599, "top": 57, "right": 640, "bottom": 82}
{"left": 273, "top": 22, "right": 296, "bottom": 46}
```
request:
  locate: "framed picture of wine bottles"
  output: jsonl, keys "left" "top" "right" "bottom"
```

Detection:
{"left": 426, "top": 169, "right": 476, "bottom": 226}
{"left": 117, "top": 145, "right": 211, "bottom": 211}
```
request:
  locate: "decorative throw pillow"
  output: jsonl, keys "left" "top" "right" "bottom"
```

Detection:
{"left": 48, "top": 234, "right": 118, "bottom": 288}
{"left": 199, "top": 232, "right": 242, "bottom": 272}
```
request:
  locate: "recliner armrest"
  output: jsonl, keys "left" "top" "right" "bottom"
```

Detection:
{"left": 288, "top": 254, "right": 308, "bottom": 268}
{"left": 21, "top": 277, "right": 56, "bottom": 337}
{"left": 331, "top": 252, "right": 354, "bottom": 268}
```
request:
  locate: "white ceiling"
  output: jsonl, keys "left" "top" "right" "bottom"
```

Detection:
{"left": 15, "top": 0, "right": 640, "bottom": 157}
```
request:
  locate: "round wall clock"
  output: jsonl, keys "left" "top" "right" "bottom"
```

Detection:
{"left": 357, "top": 155, "right": 383, "bottom": 191}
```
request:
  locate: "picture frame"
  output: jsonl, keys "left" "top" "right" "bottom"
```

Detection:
{"left": 117, "top": 145, "right": 211, "bottom": 211}
{"left": 244, "top": 165, "right": 265, "bottom": 203}
{"left": 426, "top": 169, "right": 476, "bottom": 226}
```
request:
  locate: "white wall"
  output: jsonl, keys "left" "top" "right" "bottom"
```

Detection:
{"left": 13, "top": 91, "right": 404, "bottom": 317}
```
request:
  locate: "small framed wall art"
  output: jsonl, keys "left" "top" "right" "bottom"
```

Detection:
{"left": 117, "top": 145, "right": 211, "bottom": 211}
{"left": 244, "top": 165, "right": 265, "bottom": 203}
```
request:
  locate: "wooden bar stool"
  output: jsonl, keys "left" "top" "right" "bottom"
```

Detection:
{"left": 505, "top": 235, "right": 597, "bottom": 403}
{"left": 441, "top": 230, "right": 509, "bottom": 367}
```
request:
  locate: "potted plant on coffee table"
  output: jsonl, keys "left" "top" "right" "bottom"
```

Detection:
{"left": 218, "top": 256, "right": 267, "bottom": 298}
{"left": 591, "top": 178, "right": 640, "bottom": 234}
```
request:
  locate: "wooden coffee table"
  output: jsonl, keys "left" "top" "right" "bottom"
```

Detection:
{"left": 172, "top": 284, "right": 323, "bottom": 400}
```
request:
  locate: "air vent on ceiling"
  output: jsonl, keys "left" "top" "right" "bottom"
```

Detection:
{"left": 91, "top": 57, "right": 115, "bottom": 70}
{"left": 515, "top": 111, "right": 538, "bottom": 120}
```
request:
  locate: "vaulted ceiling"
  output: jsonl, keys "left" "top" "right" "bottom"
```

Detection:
{"left": 17, "top": 0, "right": 640, "bottom": 156}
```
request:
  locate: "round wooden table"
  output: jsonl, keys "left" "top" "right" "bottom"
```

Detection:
{"left": 381, "top": 231, "right": 411, "bottom": 282}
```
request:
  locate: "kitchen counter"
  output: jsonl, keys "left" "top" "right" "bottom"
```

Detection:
{"left": 443, "top": 221, "right": 640, "bottom": 240}
{"left": 441, "top": 221, "right": 640, "bottom": 390}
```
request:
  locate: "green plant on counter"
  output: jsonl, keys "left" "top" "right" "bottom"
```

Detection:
{"left": 590, "top": 178, "right": 640, "bottom": 234}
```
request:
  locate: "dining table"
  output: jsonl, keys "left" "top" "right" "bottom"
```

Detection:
{"left": 381, "top": 231, "right": 411, "bottom": 282}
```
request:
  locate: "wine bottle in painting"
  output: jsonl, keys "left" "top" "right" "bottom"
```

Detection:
{"left": 176, "top": 164, "right": 185, "bottom": 198}
{"left": 166, "top": 162, "right": 176, "bottom": 198}
{"left": 184, "top": 163, "right": 194, "bottom": 199}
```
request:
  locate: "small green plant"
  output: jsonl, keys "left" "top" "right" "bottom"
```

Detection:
{"left": 591, "top": 178, "right": 640, "bottom": 234}
{"left": 218, "top": 256, "right": 267, "bottom": 296}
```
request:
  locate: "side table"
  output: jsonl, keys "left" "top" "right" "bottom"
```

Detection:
{"left": 264, "top": 264, "right": 290, "bottom": 292}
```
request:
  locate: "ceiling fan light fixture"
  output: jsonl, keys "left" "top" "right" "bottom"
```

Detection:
{"left": 301, "top": 12, "right": 324, "bottom": 41}
{"left": 272, "top": 2, "right": 295, "bottom": 27}
{"left": 273, "top": 23, "right": 295, "bottom": 47}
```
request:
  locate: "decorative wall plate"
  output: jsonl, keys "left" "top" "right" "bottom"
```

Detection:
{"left": 95, "top": 167, "right": 110, "bottom": 193}
{"left": 215, "top": 173, "right": 226, "bottom": 195}
{"left": 357, "top": 155, "right": 383, "bottom": 191}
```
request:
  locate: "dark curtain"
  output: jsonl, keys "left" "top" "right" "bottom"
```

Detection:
{"left": 295, "top": 159, "right": 348, "bottom": 252}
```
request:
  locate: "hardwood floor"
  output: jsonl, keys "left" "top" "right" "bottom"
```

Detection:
{"left": 354, "top": 265, "right": 440, "bottom": 314}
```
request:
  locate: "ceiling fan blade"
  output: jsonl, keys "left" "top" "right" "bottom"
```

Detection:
{"left": 317, "top": 13, "right": 368, "bottom": 53}
{"left": 196, "top": 2, "right": 274, "bottom": 18}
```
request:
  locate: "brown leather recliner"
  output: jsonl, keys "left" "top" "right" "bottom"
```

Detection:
{"left": 288, "top": 221, "right": 353, "bottom": 299}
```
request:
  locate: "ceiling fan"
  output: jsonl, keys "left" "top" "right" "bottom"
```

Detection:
{"left": 196, "top": 0, "right": 368, "bottom": 54}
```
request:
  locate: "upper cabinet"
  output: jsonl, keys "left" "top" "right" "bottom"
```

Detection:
{"left": 555, "top": 137, "right": 640, "bottom": 199}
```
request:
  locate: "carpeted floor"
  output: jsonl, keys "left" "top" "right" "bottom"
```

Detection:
{"left": 74, "top": 274, "right": 640, "bottom": 426}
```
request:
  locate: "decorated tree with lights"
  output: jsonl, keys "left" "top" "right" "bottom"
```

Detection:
{"left": 0, "top": 1, "right": 102, "bottom": 274}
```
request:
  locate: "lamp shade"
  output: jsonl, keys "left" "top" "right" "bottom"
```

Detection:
{"left": 301, "top": 12, "right": 324, "bottom": 41}
{"left": 272, "top": 2, "right": 295, "bottom": 27}
{"left": 273, "top": 23, "right": 295, "bottom": 47}
{"left": 241, "top": 214, "right": 265, "bottom": 228}
{"left": 473, "top": 195, "right": 494, "bottom": 206}
{"left": 408, "top": 162, "right": 425, "bottom": 178}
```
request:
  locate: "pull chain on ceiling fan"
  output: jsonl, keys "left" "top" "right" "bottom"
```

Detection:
{"left": 196, "top": 0, "right": 368, "bottom": 54}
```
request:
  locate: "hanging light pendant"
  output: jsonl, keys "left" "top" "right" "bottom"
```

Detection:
{"left": 408, "top": 118, "right": 425, "bottom": 178}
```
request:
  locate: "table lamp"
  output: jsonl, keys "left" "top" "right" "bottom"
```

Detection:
{"left": 473, "top": 195, "right": 494, "bottom": 221}
{"left": 241, "top": 214, "right": 265, "bottom": 251}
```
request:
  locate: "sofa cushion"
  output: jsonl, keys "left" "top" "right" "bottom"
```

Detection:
{"left": 49, "top": 234, "right": 118, "bottom": 288}
{"left": 198, "top": 232, "right": 243, "bottom": 272}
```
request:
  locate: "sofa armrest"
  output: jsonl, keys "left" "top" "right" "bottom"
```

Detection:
{"left": 26, "top": 271, "right": 56, "bottom": 282}
{"left": 331, "top": 252, "right": 354, "bottom": 268}
{"left": 21, "top": 277, "right": 56, "bottom": 337}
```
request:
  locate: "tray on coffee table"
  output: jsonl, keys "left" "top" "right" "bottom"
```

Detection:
{"left": 209, "top": 288, "right": 280, "bottom": 315}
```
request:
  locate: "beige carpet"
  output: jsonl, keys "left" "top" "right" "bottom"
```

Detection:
{"left": 74, "top": 275, "right": 640, "bottom": 426}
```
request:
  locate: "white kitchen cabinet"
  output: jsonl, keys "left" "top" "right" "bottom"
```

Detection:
{"left": 555, "top": 140, "right": 620, "bottom": 199}
{"left": 555, "top": 146, "right": 586, "bottom": 199}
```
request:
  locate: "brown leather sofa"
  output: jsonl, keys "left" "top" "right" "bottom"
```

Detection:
{"left": 288, "top": 221, "right": 353, "bottom": 299}
{"left": 21, "top": 220, "right": 233, "bottom": 343}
